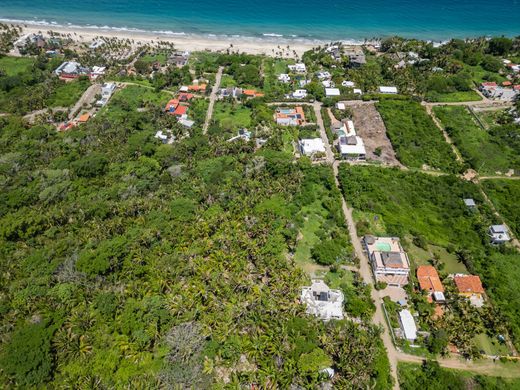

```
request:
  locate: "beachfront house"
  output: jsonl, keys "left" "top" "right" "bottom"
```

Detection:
{"left": 55, "top": 61, "right": 90, "bottom": 79}
{"left": 453, "top": 274, "right": 485, "bottom": 307}
{"left": 325, "top": 88, "right": 341, "bottom": 98}
{"left": 399, "top": 309, "right": 417, "bottom": 341}
{"left": 288, "top": 63, "right": 307, "bottom": 73}
{"left": 169, "top": 51, "right": 190, "bottom": 67}
{"left": 344, "top": 47, "right": 366, "bottom": 68}
{"left": 301, "top": 280, "right": 344, "bottom": 321}
{"left": 417, "top": 265, "right": 445, "bottom": 302}
{"left": 379, "top": 86, "right": 398, "bottom": 94}
{"left": 488, "top": 224, "right": 511, "bottom": 244}
{"left": 299, "top": 138, "right": 326, "bottom": 157}
{"left": 364, "top": 236, "right": 410, "bottom": 287}
{"left": 275, "top": 106, "right": 306, "bottom": 126}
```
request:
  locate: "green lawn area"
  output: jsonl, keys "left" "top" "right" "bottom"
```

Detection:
{"left": 273, "top": 59, "right": 291, "bottom": 74}
{"left": 463, "top": 64, "right": 507, "bottom": 85}
{"left": 376, "top": 100, "right": 460, "bottom": 173}
{"left": 0, "top": 56, "right": 35, "bottom": 76}
{"left": 398, "top": 361, "right": 520, "bottom": 389}
{"left": 433, "top": 106, "right": 519, "bottom": 175}
{"left": 425, "top": 90, "right": 482, "bottom": 103}
{"left": 212, "top": 101, "right": 252, "bottom": 130}
{"left": 46, "top": 79, "right": 90, "bottom": 107}
{"left": 140, "top": 53, "right": 168, "bottom": 65}
{"left": 406, "top": 241, "right": 467, "bottom": 274}
{"left": 474, "top": 333, "right": 510, "bottom": 356}
{"left": 294, "top": 201, "right": 327, "bottom": 267}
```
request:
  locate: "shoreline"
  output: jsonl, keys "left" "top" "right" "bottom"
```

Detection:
{"left": 12, "top": 22, "right": 341, "bottom": 57}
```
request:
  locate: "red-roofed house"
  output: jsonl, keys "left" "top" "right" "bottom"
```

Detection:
{"left": 454, "top": 274, "right": 485, "bottom": 307}
{"left": 178, "top": 92, "right": 194, "bottom": 102}
{"left": 173, "top": 105, "right": 188, "bottom": 117}
{"left": 165, "top": 99, "right": 179, "bottom": 113}
{"left": 502, "top": 81, "right": 512, "bottom": 87}
{"left": 417, "top": 265, "right": 445, "bottom": 302}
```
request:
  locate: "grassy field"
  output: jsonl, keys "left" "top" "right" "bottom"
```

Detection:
{"left": 140, "top": 52, "right": 168, "bottom": 65}
{"left": 0, "top": 56, "right": 35, "bottom": 76}
{"left": 474, "top": 333, "right": 510, "bottom": 356}
{"left": 476, "top": 109, "right": 509, "bottom": 128}
{"left": 294, "top": 200, "right": 328, "bottom": 269}
{"left": 212, "top": 101, "right": 252, "bottom": 130}
{"left": 376, "top": 100, "right": 460, "bottom": 173}
{"left": 46, "top": 79, "right": 90, "bottom": 107}
{"left": 463, "top": 64, "right": 507, "bottom": 85}
{"left": 433, "top": 106, "right": 519, "bottom": 175}
{"left": 406, "top": 241, "right": 467, "bottom": 274}
{"left": 398, "top": 361, "right": 520, "bottom": 389}
{"left": 481, "top": 179, "right": 520, "bottom": 237}
{"left": 425, "top": 90, "right": 482, "bottom": 103}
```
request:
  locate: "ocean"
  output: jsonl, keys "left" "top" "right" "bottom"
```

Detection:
{"left": 1, "top": 0, "right": 519, "bottom": 42}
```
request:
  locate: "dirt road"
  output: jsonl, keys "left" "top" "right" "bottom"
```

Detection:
{"left": 203, "top": 66, "right": 224, "bottom": 134}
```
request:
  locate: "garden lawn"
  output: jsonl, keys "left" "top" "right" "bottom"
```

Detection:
{"left": 433, "top": 105, "right": 519, "bottom": 175}
{"left": 0, "top": 56, "right": 35, "bottom": 76}
{"left": 425, "top": 90, "right": 482, "bottom": 103}
{"left": 474, "top": 333, "right": 510, "bottom": 356}
{"left": 376, "top": 100, "right": 460, "bottom": 173}
{"left": 213, "top": 101, "right": 252, "bottom": 130}
{"left": 46, "top": 79, "right": 90, "bottom": 107}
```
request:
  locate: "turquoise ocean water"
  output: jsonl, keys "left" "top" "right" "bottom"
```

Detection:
{"left": 1, "top": 0, "right": 519, "bottom": 42}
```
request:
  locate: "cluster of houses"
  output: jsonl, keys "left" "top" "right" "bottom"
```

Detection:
{"left": 479, "top": 82, "right": 520, "bottom": 102}
{"left": 54, "top": 61, "right": 107, "bottom": 81}
{"left": 164, "top": 86, "right": 199, "bottom": 128}
{"left": 331, "top": 119, "right": 366, "bottom": 160}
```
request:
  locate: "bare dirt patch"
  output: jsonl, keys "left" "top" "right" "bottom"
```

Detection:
{"left": 346, "top": 102, "right": 402, "bottom": 167}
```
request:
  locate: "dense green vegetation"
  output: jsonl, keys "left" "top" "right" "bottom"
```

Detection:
{"left": 482, "top": 180, "right": 520, "bottom": 237}
{"left": 376, "top": 100, "right": 461, "bottom": 172}
{"left": 433, "top": 106, "right": 520, "bottom": 175}
{"left": 399, "top": 361, "right": 520, "bottom": 390}
{"left": 338, "top": 166, "right": 520, "bottom": 353}
{"left": 0, "top": 82, "right": 391, "bottom": 388}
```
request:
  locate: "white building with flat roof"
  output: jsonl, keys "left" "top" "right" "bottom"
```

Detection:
{"left": 488, "top": 225, "right": 511, "bottom": 244}
{"left": 288, "top": 63, "right": 306, "bottom": 73}
{"left": 399, "top": 309, "right": 417, "bottom": 341}
{"left": 301, "top": 280, "right": 344, "bottom": 321}
{"left": 379, "top": 86, "right": 398, "bottom": 94}
{"left": 325, "top": 88, "right": 341, "bottom": 97}
{"left": 364, "top": 236, "right": 410, "bottom": 287}
{"left": 300, "top": 138, "right": 325, "bottom": 157}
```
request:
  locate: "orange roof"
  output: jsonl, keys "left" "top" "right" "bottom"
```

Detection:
{"left": 243, "top": 89, "right": 256, "bottom": 96}
{"left": 165, "top": 99, "right": 179, "bottom": 112}
{"left": 255, "top": 92, "right": 264, "bottom": 97}
{"left": 178, "top": 92, "right": 194, "bottom": 101}
{"left": 502, "top": 81, "right": 512, "bottom": 86}
{"left": 188, "top": 84, "right": 207, "bottom": 91}
{"left": 454, "top": 275, "right": 484, "bottom": 294}
{"left": 78, "top": 113, "right": 90, "bottom": 122}
{"left": 417, "top": 265, "right": 444, "bottom": 293}
{"left": 173, "top": 105, "right": 187, "bottom": 116}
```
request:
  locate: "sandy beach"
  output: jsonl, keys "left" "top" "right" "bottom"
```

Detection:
{"left": 17, "top": 23, "right": 323, "bottom": 57}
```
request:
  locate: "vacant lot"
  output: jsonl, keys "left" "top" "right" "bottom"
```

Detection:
{"left": 376, "top": 100, "right": 460, "bottom": 173}
{"left": 0, "top": 56, "right": 35, "bottom": 76}
{"left": 425, "top": 90, "right": 482, "bottom": 103}
{"left": 347, "top": 102, "right": 401, "bottom": 166}
{"left": 433, "top": 106, "right": 520, "bottom": 175}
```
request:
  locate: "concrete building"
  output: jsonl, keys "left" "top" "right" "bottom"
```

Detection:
{"left": 379, "top": 86, "right": 398, "bottom": 94}
{"left": 300, "top": 138, "right": 326, "bottom": 157}
{"left": 399, "top": 309, "right": 417, "bottom": 341}
{"left": 364, "top": 236, "right": 410, "bottom": 287}
{"left": 301, "top": 280, "right": 344, "bottom": 321}
{"left": 488, "top": 225, "right": 511, "bottom": 244}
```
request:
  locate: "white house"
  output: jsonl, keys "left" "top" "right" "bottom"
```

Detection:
{"left": 96, "top": 82, "right": 117, "bottom": 106}
{"left": 300, "top": 138, "right": 325, "bottom": 157}
{"left": 336, "top": 102, "right": 346, "bottom": 110}
{"left": 288, "top": 63, "right": 306, "bottom": 73}
{"left": 90, "top": 66, "right": 106, "bottom": 81}
{"left": 379, "top": 86, "right": 398, "bottom": 94}
{"left": 399, "top": 309, "right": 417, "bottom": 341}
{"left": 488, "top": 225, "right": 511, "bottom": 244}
{"left": 278, "top": 73, "right": 291, "bottom": 83}
{"left": 353, "top": 88, "right": 363, "bottom": 95}
{"left": 338, "top": 135, "right": 366, "bottom": 160}
{"left": 317, "top": 71, "right": 331, "bottom": 80}
{"left": 325, "top": 88, "right": 341, "bottom": 97}
{"left": 89, "top": 40, "right": 104, "bottom": 49}
{"left": 322, "top": 80, "right": 334, "bottom": 88}
{"left": 342, "top": 80, "right": 355, "bottom": 87}
{"left": 299, "top": 79, "right": 311, "bottom": 87}
{"left": 364, "top": 236, "right": 410, "bottom": 287}
{"left": 290, "top": 89, "right": 308, "bottom": 99}
{"left": 55, "top": 61, "right": 86, "bottom": 78}
{"left": 301, "top": 280, "right": 344, "bottom": 321}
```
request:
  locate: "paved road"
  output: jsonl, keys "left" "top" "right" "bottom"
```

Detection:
{"left": 203, "top": 66, "right": 224, "bottom": 134}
